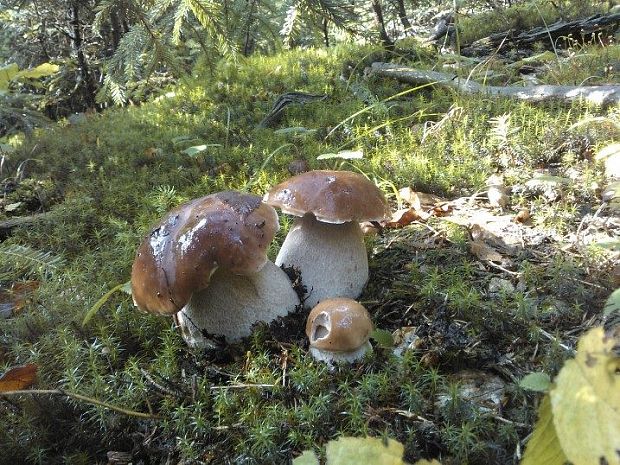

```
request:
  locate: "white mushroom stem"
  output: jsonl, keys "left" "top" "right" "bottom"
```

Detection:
{"left": 275, "top": 214, "right": 368, "bottom": 308}
{"left": 309, "top": 342, "right": 373, "bottom": 364}
{"left": 175, "top": 261, "right": 300, "bottom": 347}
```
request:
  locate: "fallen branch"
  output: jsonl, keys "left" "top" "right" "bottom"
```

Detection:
{"left": 461, "top": 12, "right": 620, "bottom": 55}
{"left": 0, "top": 389, "right": 161, "bottom": 420}
{"left": 0, "top": 212, "right": 53, "bottom": 240}
{"left": 369, "top": 62, "right": 620, "bottom": 107}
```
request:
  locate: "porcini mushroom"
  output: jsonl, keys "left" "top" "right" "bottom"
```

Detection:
{"left": 264, "top": 170, "right": 389, "bottom": 307}
{"left": 131, "top": 191, "right": 299, "bottom": 346}
{"left": 306, "top": 297, "right": 373, "bottom": 364}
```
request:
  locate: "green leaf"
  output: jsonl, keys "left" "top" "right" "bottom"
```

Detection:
{"left": 325, "top": 436, "right": 406, "bottom": 464}
{"left": 82, "top": 282, "right": 130, "bottom": 326}
{"left": 121, "top": 281, "right": 133, "bottom": 295}
{"left": 604, "top": 288, "right": 620, "bottom": 317}
{"left": 317, "top": 150, "right": 363, "bottom": 160}
{"left": 519, "top": 372, "right": 551, "bottom": 392}
{"left": 292, "top": 450, "right": 320, "bottom": 465}
{"left": 181, "top": 144, "right": 221, "bottom": 157}
{"left": 550, "top": 327, "right": 620, "bottom": 465}
{"left": 522, "top": 394, "right": 567, "bottom": 465}
{"left": 370, "top": 329, "right": 394, "bottom": 349}
{"left": 274, "top": 127, "right": 317, "bottom": 138}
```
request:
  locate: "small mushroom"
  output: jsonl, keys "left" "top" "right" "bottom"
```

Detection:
{"left": 306, "top": 297, "right": 373, "bottom": 364}
{"left": 264, "top": 170, "right": 389, "bottom": 307}
{"left": 131, "top": 191, "right": 299, "bottom": 346}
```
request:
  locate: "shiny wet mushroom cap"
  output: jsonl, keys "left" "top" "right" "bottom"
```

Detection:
{"left": 131, "top": 191, "right": 279, "bottom": 315}
{"left": 306, "top": 297, "right": 373, "bottom": 364}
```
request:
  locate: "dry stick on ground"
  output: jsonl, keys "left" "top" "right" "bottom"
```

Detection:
{"left": 0, "top": 212, "right": 53, "bottom": 240}
{"left": 0, "top": 389, "right": 161, "bottom": 420}
{"left": 369, "top": 62, "right": 620, "bottom": 107}
{"left": 460, "top": 12, "right": 620, "bottom": 56}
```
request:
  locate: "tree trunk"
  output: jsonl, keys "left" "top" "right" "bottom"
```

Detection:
{"left": 242, "top": 0, "right": 258, "bottom": 56}
{"left": 69, "top": 1, "right": 97, "bottom": 108}
{"left": 322, "top": 18, "right": 330, "bottom": 47}
{"left": 393, "top": 0, "right": 413, "bottom": 34}
{"left": 370, "top": 0, "right": 394, "bottom": 49}
{"left": 109, "top": 10, "right": 122, "bottom": 51}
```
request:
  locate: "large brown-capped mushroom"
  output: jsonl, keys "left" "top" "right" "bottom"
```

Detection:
{"left": 131, "top": 191, "right": 299, "bottom": 346}
{"left": 264, "top": 170, "right": 389, "bottom": 307}
{"left": 306, "top": 297, "right": 373, "bottom": 364}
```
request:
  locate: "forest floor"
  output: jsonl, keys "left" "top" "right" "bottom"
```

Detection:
{"left": 0, "top": 15, "right": 619, "bottom": 465}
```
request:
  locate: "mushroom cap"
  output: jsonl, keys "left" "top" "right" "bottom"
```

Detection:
{"left": 131, "top": 191, "right": 279, "bottom": 316}
{"left": 264, "top": 170, "right": 389, "bottom": 224}
{"left": 306, "top": 297, "right": 373, "bottom": 352}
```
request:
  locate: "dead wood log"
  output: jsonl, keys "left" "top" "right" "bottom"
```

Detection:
{"left": 0, "top": 212, "right": 52, "bottom": 240}
{"left": 369, "top": 62, "right": 620, "bottom": 107}
{"left": 462, "top": 12, "right": 620, "bottom": 56}
{"left": 258, "top": 92, "right": 328, "bottom": 128}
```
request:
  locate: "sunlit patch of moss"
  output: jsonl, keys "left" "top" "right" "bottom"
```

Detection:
{"left": 0, "top": 33, "right": 616, "bottom": 464}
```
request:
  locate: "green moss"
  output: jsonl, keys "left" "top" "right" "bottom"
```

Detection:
{"left": 0, "top": 35, "right": 615, "bottom": 464}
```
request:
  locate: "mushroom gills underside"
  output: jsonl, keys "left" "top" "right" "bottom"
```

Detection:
{"left": 176, "top": 261, "right": 300, "bottom": 347}
{"left": 275, "top": 215, "right": 368, "bottom": 308}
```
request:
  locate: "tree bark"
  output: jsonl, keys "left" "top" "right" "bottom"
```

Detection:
{"left": 369, "top": 62, "right": 620, "bottom": 107}
{"left": 370, "top": 0, "right": 395, "bottom": 49}
{"left": 69, "top": 1, "right": 97, "bottom": 108}
{"left": 393, "top": 0, "right": 413, "bottom": 35}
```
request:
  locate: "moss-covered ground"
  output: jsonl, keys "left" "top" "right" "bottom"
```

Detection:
{"left": 0, "top": 29, "right": 618, "bottom": 465}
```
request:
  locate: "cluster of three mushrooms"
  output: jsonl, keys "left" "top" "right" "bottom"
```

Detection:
{"left": 131, "top": 171, "right": 388, "bottom": 359}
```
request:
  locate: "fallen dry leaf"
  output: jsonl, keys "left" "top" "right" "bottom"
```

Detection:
{"left": 0, "top": 281, "right": 40, "bottom": 318}
{"left": 514, "top": 208, "right": 531, "bottom": 224}
{"left": 399, "top": 187, "right": 446, "bottom": 209}
{"left": 143, "top": 147, "right": 160, "bottom": 158}
{"left": 430, "top": 202, "right": 453, "bottom": 216}
{"left": 469, "top": 240, "right": 504, "bottom": 262}
{"left": 0, "top": 364, "right": 38, "bottom": 392}
{"left": 384, "top": 208, "right": 428, "bottom": 228}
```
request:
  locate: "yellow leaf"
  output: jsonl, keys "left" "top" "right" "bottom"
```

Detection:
{"left": 14, "top": 62, "right": 59, "bottom": 80}
{"left": 521, "top": 394, "right": 568, "bottom": 465}
{"left": 292, "top": 450, "right": 319, "bottom": 465}
{"left": 550, "top": 327, "right": 620, "bottom": 465}
{"left": 326, "top": 437, "right": 406, "bottom": 465}
{"left": 0, "top": 364, "right": 38, "bottom": 392}
{"left": 0, "top": 63, "right": 19, "bottom": 91}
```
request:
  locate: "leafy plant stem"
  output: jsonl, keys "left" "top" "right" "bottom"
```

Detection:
{"left": 0, "top": 389, "right": 161, "bottom": 420}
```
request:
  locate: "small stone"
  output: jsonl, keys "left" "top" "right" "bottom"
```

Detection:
{"left": 488, "top": 277, "right": 515, "bottom": 296}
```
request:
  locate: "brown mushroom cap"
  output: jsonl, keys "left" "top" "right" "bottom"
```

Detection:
{"left": 131, "top": 191, "right": 278, "bottom": 316}
{"left": 306, "top": 297, "right": 373, "bottom": 352}
{"left": 264, "top": 170, "right": 389, "bottom": 224}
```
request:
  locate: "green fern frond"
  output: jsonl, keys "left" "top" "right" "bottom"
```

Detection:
{"left": 0, "top": 244, "right": 64, "bottom": 281}
{"left": 103, "top": 75, "right": 127, "bottom": 106}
